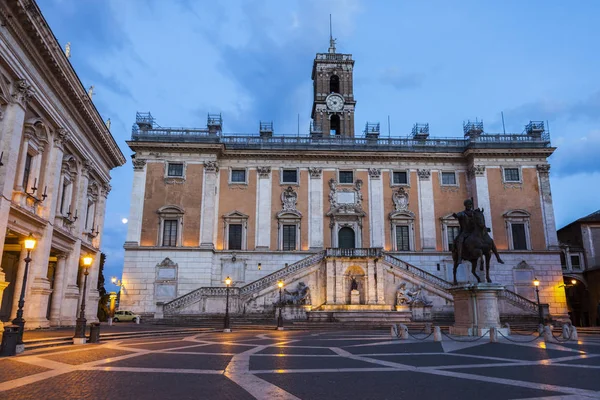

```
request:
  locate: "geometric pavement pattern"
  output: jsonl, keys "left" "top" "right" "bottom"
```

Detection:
{"left": 1, "top": 330, "right": 599, "bottom": 399}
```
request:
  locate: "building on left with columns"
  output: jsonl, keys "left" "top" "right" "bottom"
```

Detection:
{"left": 0, "top": 1, "right": 126, "bottom": 329}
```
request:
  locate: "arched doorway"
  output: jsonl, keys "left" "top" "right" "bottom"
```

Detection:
{"left": 338, "top": 227, "right": 355, "bottom": 249}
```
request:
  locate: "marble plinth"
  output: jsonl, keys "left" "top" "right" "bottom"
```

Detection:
{"left": 350, "top": 290, "right": 360, "bottom": 305}
{"left": 449, "top": 283, "right": 509, "bottom": 336}
{"left": 395, "top": 305, "right": 410, "bottom": 312}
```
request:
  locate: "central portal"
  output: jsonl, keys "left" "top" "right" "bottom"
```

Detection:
{"left": 338, "top": 227, "right": 355, "bottom": 249}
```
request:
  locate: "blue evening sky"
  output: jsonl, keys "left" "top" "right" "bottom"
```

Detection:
{"left": 38, "top": 0, "right": 600, "bottom": 292}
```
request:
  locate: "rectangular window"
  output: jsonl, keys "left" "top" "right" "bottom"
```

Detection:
{"left": 395, "top": 225, "right": 410, "bottom": 251}
{"left": 571, "top": 255, "right": 581, "bottom": 270}
{"left": 22, "top": 153, "right": 33, "bottom": 189}
{"left": 504, "top": 168, "right": 520, "bottom": 182}
{"left": 167, "top": 163, "right": 184, "bottom": 177}
{"left": 162, "top": 220, "right": 178, "bottom": 247}
{"left": 339, "top": 170, "right": 353, "bottom": 184}
{"left": 511, "top": 223, "right": 527, "bottom": 250}
{"left": 393, "top": 171, "right": 408, "bottom": 185}
{"left": 228, "top": 224, "right": 243, "bottom": 250}
{"left": 282, "top": 225, "right": 296, "bottom": 251}
{"left": 231, "top": 169, "right": 246, "bottom": 183}
{"left": 447, "top": 226, "right": 460, "bottom": 252}
{"left": 282, "top": 169, "right": 298, "bottom": 184}
{"left": 441, "top": 172, "right": 457, "bottom": 185}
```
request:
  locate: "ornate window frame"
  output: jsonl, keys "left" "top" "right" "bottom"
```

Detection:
{"left": 229, "top": 167, "right": 248, "bottom": 185}
{"left": 157, "top": 205, "right": 184, "bottom": 247}
{"left": 57, "top": 155, "right": 78, "bottom": 217}
{"left": 390, "top": 169, "right": 410, "bottom": 187}
{"left": 223, "top": 210, "right": 249, "bottom": 250}
{"left": 277, "top": 211, "right": 302, "bottom": 251}
{"left": 389, "top": 210, "right": 415, "bottom": 251}
{"left": 503, "top": 209, "right": 531, "bottom": 250}
{"left": 440, "top": 213, "right": 460, "bottom": 251}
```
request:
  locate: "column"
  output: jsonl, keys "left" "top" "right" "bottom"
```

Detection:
{"left": 0, "top": 82, "right": 29, "bottom": 256}
{"left": 40, "top": 129, "right": 68, "bottom": 221}
{"left": 24, "top": 226, "right": 53, "bottom": 328}
{"left": 366, "top": 258, "right": 376, "bottom": 304}
{"left": 125, "top": 158, "right": 147, "bottom": 244}
{"left": 308, "top": 167, "right": 324, "bottom": 249}
{"left": 10, "top": 246, "right": 27, "bottom": 319}
{"left": 368, "top": 168, "right": 385, "bottom": 248}
{"left": 49, "top": 254, "right": 67, "bottom": 326}
{"left": 468, "top": 164, "right": 493, "bottom": 237}
{"left": 376, "top": 259, "right": 385, "bottom": 304}
{"left": 200, "top": 161, "right": 219, "bottom": 248}
{"left": 255, "top": 167, "right": 271, "bottom": 249}
{"left": 537, "top": 164, "right": 559, "bottom": 249}
{"left": 326, "top": 258, "right": 335, "bottom": 304}
{"left": 60, "top": 247, "right": 82, "bottom": 325}
{"left": 417, "top": 169, "right": 436, "bottom": 250}
{"left": 76, "top": 161, "right": 91, "bottom": 235}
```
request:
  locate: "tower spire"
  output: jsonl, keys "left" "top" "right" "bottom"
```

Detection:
{"left": 328, "top": 14, "right": 336, "bottom": 54}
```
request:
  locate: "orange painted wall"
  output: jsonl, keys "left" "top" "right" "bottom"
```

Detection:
{"left": 487, "top": 167, "right": 545, "bottom": 250}
{"left": 433, "top": 171, "right": 469, "bottom": 251}
{"left": 382, "top": 171, "right": 421, "bottom": 251}
{"left": 140, "top": 162, "right": 203, "bottom": 247}
{"left": 217, "top": 168, "right": 257, "bottom": 250}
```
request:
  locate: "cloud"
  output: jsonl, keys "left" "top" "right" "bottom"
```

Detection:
{"left": 380, "top": 67, "right": 424, "bottom": 91}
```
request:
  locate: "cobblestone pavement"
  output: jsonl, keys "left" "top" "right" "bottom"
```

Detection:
{"left": 1, "top": 329, "right": 599, "bottom": 399}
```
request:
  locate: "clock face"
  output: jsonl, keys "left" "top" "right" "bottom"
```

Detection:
{"left": 326, "top": 94, "right": 344, "bottom": 111}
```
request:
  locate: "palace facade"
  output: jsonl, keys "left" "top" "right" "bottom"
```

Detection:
{"left": 121, "top": 39, "right": 568, "bottom": 322}
{"left": 0, "top": 1, "right": 125, "bottom": 328}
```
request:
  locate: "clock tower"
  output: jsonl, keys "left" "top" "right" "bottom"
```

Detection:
{"left": 310, "top": 35, "right": 356, "bottom": 137}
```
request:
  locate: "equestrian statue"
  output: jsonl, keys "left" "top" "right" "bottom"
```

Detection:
{"left": 452, "top": 199, "right": 504, "bottom": 285}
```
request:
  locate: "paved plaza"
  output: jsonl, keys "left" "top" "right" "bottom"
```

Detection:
{"left": 1, "top": 329, "right": 600, "bottom": 399}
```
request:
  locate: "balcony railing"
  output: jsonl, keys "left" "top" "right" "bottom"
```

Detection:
{"left": 326, "top": 248, "right": 383, "bottom": 258}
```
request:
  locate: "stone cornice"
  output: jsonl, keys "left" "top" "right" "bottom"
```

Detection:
{"left": 0, "top": 1, "right": 126, "bottom": 168}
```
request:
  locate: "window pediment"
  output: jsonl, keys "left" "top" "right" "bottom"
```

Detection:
{"left": 440, "top": 213, "right": 458, "bottom": 223}
{"left": 223, "top": 210, "right": 249, "bottom": 220}
{"left": 158, "top": 205, "right": 184, "bottom": 215}
{"left": 503, "top": 209, "right": 531, "bottom": 219}
{"left": 389, "top": 210, "right": 415, "bottom": 221}
{"left": 276, "top": 210, "right": 302, "bottom": 220}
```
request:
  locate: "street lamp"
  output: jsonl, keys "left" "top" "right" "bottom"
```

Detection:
{"left": 73, "top": 255, "right": 94, "bottom": 344}
{"left": 224, "top": 276, "right": 231, "bottom": 333}
{"left": 12, "top": 233, "right": 36, "bottom": 353}
{"left": 277, "top": 280, "right": 284, "bottom": 331}
{"left": 533, "top": 277, "right": 543, "bottom": 325}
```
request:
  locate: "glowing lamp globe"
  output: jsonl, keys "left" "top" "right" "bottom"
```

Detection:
{"left": 24, "top": 233, "right": 36, "bottom": 250}
{"left": 83, "top": 255, "right": 94, "bottom": 267}
{"left": 225, "top": 276, "right": 232, "bottom": 286}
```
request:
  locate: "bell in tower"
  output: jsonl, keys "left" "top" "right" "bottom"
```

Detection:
{"left": 310, "top": 18, "right": 356, "bottom": 138}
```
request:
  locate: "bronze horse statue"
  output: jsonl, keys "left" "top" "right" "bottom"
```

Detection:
{"left": 452, "top": 208, "right": 504, "bottom": 285}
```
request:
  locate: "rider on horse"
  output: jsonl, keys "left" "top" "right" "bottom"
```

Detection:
{"left": 453, "top": 199, "right": 475, "bottom": 264}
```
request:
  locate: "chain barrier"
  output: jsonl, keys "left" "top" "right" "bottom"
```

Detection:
{"left": 407, "top": 331, "right": 433, "bottom": 341}
{"left": 441, "top": 330, "right": 490, "bottom": 342}
{"left": 551, "top": 327, "right": 574, "bottom": 343}
{"left": 497, "top": 329, "right": 542, "bottom": 343}
{"left": 510, "top": 329, "right": 540, "bottom": 336}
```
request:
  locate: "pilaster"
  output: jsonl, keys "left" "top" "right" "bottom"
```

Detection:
{"left": 49, "top": 254, "right": 67, "bottom": 326}
{"left": 125, "top": 158, "right": 147, "bottom": 244}
{"left": 417, "top": 169, "right": 436, "bottom": 250}
{"left": 375, "top": 258, "right": 385, "bottom": 304}
{"left": 368, "top": 168, "right": 384, "bottom": 248}
{"left": 200, "top": 161, "right": 219, "bottom": 248}
{"left": 326, "top": 258, "right": 335, "bottom": 304}
{"left": 468, "top": 164, "right": 493, "bottom": 238}
{"left": 255, "top": 167, "right": 271, "bottom": 248}
{"left": 308, "top": 167, "right": 323, "bottom": 249}
{"left": 366, "top": 258, "right": 376, "bottom": 304}
{"left": 536, "top": 164, "right": 559, "bottom": 249}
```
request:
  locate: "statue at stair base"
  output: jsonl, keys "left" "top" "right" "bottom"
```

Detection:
{"left": 395, "top": 282, "right": 433, "bottom": 322}
{"left": 449, "top": 283, "right": 510, "bottom": 337}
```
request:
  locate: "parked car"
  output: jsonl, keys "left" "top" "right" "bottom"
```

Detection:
{"left": 113, "top": 310, "right": 140, "bottom": 323}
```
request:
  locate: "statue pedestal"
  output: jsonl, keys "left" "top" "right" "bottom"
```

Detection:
{"left": 411, "top": 305, "right": 433, "bottom": 322}
{"left": 395, "top": 305, "right": 410, "bottom": 312}
{"left": 449, "top": 283, "right": 508, "bottom": 336}
{"left": 350, "top": 290, "right": 360, "bottom": 305}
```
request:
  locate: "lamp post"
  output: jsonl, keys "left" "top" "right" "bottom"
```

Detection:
{"left": 73, "top": 255, "right": 94, "bottom": 344}
{"left": 533, "top": 277, "right": 543, "bottom": 325}
{"left": 277, "top": 280, "right": 284, "bottom": 331}
{"left": 224, "top": 276, "right": 231, "bottom": 332}
{"left": 12, "top": 233, "right": 36, "bottom": 353}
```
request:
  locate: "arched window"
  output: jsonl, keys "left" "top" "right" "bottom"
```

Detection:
{"left": 330, "top": 115, "right": 341, "bottom": 136}
{"left": 329, "top": 75, "right": 340, "bottom": 93}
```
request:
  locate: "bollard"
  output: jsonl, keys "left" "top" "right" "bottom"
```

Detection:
{"left": 562, "top": 324, "right": 570, "bottom": 340}
{"left": 424, "top": 323, "right": 432, "bottom": 335}
{"left": 503, "top": 323, "right": 511, "bottom": 336}
{"left": 0, "top": 325, "right": 20, "bottom": 357}
{"left": 391, "top": 324, "right": 399, "bottom": 339}
{"left": 399, "top": 324, "right": 409, "bottom": 340}
{"left": 489, "top": 327, "right": 498, "bottom": 343}
{"left": 538, "top": 324, "right": 544, "bottom": 335}
{"left": 543, "top": 325, "right": 553, "bottom": 343}
{"left": 89, "top": 323, "right": 101, "bottom": 343}
{"left": 135, "top": 316, "right": 140, "bottom": 324}
{"left": 433, "top": 326, "right": 442, "bottom": 342}
{"left": 107, "top": 317, "right": 113, "bottom": 326}
{"left": 570, "top": 325, "right": 578, "bottom": 340}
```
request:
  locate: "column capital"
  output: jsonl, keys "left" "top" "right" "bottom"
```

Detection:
{"left": 11, "top": 79, "right": 34, "bottom": 108}
{"left": 101, "top": 183, "right": 111, "bottom": 198}
{"left": 536, "top": 164, "right": 551, "bottom": 175}
{"left": 81, "top": 160, "right": 93, "bottom": 178}
{"left": 368, "top": 168, "right": 381, "bottom": 179}
{"left": 467, "top": 165, "right": 486, "bottom": 179}
{"left": 203, "top": 160, "right": 219, "bottom": 173}
{"left": 417, "top": 169, "right": 431, "bottom": 180}
{"left": 132, "top": 158, "right": 146, "bottom": 171}
{"left": 308, "top": 167, "right": 322, "bottom": 178}
{"left": 257, "top": 166, "right": 271, "bottom": 178}
{"left": 54, "top": 128, "right": 70, "bottom": 150}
